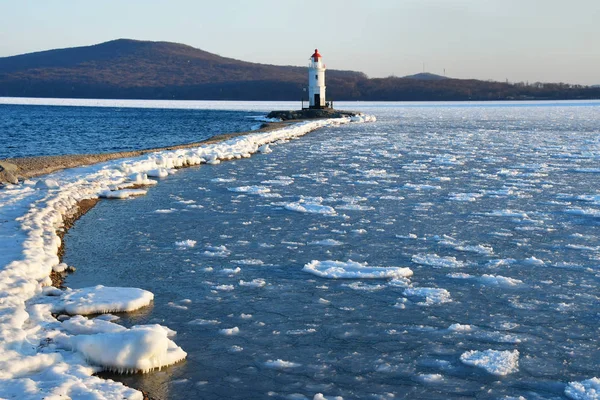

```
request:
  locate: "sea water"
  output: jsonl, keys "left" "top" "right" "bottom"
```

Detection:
{"left": 0, "top": 103, "right": 260, "bottom": 158}
{"left": 64, "top": 101, "right": 600, "bottom": 399}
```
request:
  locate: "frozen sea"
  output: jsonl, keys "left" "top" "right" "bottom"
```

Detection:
{"left": 58, "top": 100, "right": 600, "bottom": 399}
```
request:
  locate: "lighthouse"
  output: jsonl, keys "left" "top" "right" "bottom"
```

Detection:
{"left": 308, "top": 49, "right": 327, "bottom": 109}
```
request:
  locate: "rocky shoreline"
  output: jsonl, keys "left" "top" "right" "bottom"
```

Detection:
{"left": 0, "top": 121, "right": 289, "bottom": 185}
{"left": 0, "top": 110, "right": 360, "bottom": 186}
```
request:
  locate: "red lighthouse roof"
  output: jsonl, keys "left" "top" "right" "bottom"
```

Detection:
{"left": 311, "top": 49, "right": 321, "bottom": 61}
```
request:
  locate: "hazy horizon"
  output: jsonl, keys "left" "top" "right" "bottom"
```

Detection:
{"left": 1, "top": 0, "right": 598, "bottom": 85}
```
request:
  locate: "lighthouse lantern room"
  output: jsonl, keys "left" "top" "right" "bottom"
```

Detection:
{"left": 308, "top": 49, "right": 328, "bottom": 109}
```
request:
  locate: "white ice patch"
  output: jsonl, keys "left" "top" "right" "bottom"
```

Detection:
{"left": 232, "top": 259, "right": 264, "bottom": 265}
{"left": 485, "top": 259, "right": 517, "bottom": 268}
{"left": 565, "top": 208, "right": 600, "bottom": 218}
{"left": 65, "top": 324, "right": 186, "bottom": 374}
{"left": 417, "top": 373, "right": 444, "bottom": 383}
{"left": 203, "top": 245, "right": 231, "bottom": 258}
{"left": 286, "top": 328, "right": 317, "bottom": 335}
{"left": 335, "top": 204, "right": 375, "bottom": 211}
{"left": 303, "top": 260, "right": 413, "bottom": 280}
{"left": 485, "top": 209, "right": 530, "bottom": 219}
{"left": 264, "top": 359, "right": 301, "bottom": 369}
{"left": 147, "top": 168, "right": 172, "bottom": 178}
{"left": 460, "top": 349, "right": 519, "bottom": 376}
{"left": 403, "top": 287, "right": 452, "bottom": 306}
{"left": 228, "top": 185, "right": 271, "bottom": 195}
{"left": 447, "top": 272, "right": 473, "bottom": 279}
{"left": 56, "top": 285, "right": 154, "bottom": 315}
{"left": 220, "top": 267, "right": 241, "bottom": 275}
{"left": 456, "top": 244, "right": 494, "bottom": 256}
{"left": 310, "top": 239, "right": 343, "bottom": 246}
{"left": 213, "top": 284, "right": 235, "bottom": 292}
{"left": 412, "top": 254, "right": 465, "bottom": 268}
{"left": 99, "top": 189, "right": 147, "bottom": 199}
{"left": 239, "top": 279, "right": 267, "bottom": 288}
{"left": 211, "top": 177, "right": 236, "bottom": 183}
{"left": 448, "top": 192, "right": 483, "bottom": 202}
{"left": 524, "top": 256, "right": 545, "bottom": 266}
{"left": 404, "top": 183, "right": 442, "bottom": 191}
{"left": 175, "top": 239, "right": 197, "bottom": 248}
{"left": 342, "top": 282, "right": 386, "bottom": 291}
{"left": 61, "top": 315, "right": 126, "bottom": 335}
{"left": 219, "top": 327, "right": 240, "bottom": 336}
{"left": 479, "top": 274, "right": 524, "bottom": 287}
{"left": 188, "top": 319, "right": 220, "bottom": 326}
{"left": 448, "top": 323, "right": 475, "bottom": 332}
{"left": 261, "top": 176, "right": 294, "bottom": 186}
{"left": 565, "top": 377, "right": 600, "bottom": 400}
{"left": 283, "top": 201, "right": 337, "bottom": 216}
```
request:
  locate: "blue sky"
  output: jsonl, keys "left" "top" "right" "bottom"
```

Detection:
{"left": 1, "top": 0, "right": 598, "bottom": 84}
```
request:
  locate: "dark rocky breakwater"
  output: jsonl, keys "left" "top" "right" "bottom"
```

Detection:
{"left": 266, "top": 108, "right": 358, "bottom": 121}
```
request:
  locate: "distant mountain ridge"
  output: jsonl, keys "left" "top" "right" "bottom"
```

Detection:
{"left": 1, "top": 39, "right": 598, "bottom": 101}
{"left": 402, "top": 72, "right": 448, "bottom": 81}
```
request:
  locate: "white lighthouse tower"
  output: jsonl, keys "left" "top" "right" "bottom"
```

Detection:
{"left": 308, "top": 49, "right": 327, "bottom": 109}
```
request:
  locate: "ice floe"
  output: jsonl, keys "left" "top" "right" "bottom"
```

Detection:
{"left": 565, "top": 377, "right": 600, "bottom": 400}
{"left": 239, "top": 279, "right": 267, "bottom": 288}
{"left": 228, "top": 185, "right": 271, "bottom": 195}
{"left": 303, "top": 260, "right": 413, "bottom": 279}
{"left": 403, "top": 287, "right": 452, "bottom": 306}
{"left": 460, "top": 349, "right": 519, "bottom": 376}
{"left": 99, "top": 188, "right": 148, "bottom": 199}
{"left": 310, "top": 239, "right": 343, "bottom": 246}
{"left": 56, "top": 285, "right": 154, "bottom": 315}
{"left": 175, "top": 239, "right": 197, "bottom": 248}
{"left": 219, "top": 327, "right": 240, "bottom": 335}
{"left": 412, "top": 254, "right": 465, "bottom": 268}
{"left": 62, "top": 324, "right": 186, "bottom": 374}
{"left": 283, "top": 201, "right": 337, "bottom": 216}
{"left": 264, "top": 359, "right": 301, "bottom": 369}
{"left": 479, "top": 274, "right": 524, "bottom": 287}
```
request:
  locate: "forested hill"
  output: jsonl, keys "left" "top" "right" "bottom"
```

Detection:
{"left": 1, "top": 39, "right": 598, "bottom": 101}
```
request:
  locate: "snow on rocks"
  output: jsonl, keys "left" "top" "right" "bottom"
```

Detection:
{"left": 460, "top": 349, "right": 519, "bottom": 376}
{"left": 0, "top": 115, "right": 372, "bottom": 398}
{"left": 303, "top": 260, "right": 413, "bottom": 279}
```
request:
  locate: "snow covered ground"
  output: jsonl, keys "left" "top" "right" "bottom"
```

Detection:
{"left": 0, "top": 112, "right": 374, "bottom": 399}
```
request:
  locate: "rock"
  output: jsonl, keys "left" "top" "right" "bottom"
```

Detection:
{"left": 266, "top": 108, "right": 359, "bottom": 121}
{"left": 0, "top": 161, "right": 19, "bottom": 184}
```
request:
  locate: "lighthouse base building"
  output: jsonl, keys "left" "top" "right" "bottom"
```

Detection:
{"left": 307, "top": 49, "right": 331, "bottom": 109}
